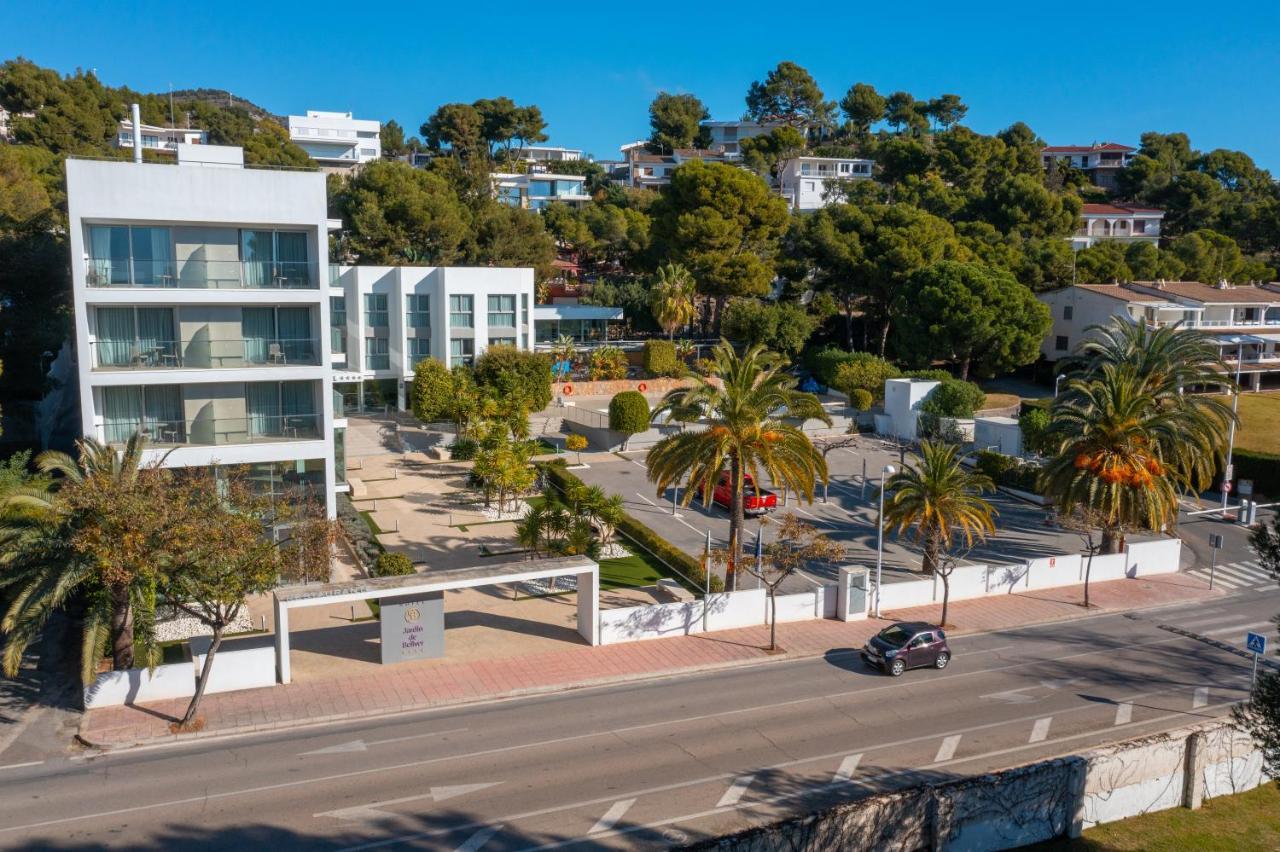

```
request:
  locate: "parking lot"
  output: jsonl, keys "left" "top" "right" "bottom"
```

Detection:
{"left": 572, "top": 434, "right": 1086, "bottom": 592}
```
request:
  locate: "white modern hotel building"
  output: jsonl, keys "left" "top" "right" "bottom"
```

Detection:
{"left": 67, "top": 133, "right": 534, "bottom": 517}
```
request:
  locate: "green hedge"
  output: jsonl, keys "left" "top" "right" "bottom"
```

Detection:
{"left": 643, "top": 339, "right": 680, "bottom": 377}
{"left": 374, "top": 552, "right": 415, "bottom": 577}
{"left": 609, "top": 391, "right": 650, "bottom": 434}
{"left": 539, "top": 461, "right": 724, "bottom": 594}
{"left": 975, "top": 450, "right": 1044, "bottom": 495}
{"left": 1228, "top": 449, "right": 1280, "bottom": 499}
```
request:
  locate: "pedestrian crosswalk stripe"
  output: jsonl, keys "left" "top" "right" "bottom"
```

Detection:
{"left": 1215, "top": 566, "right": 1271, "bottom": 585}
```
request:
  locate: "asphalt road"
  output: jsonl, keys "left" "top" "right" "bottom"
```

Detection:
{"left": 2, "top": 586, "right": 1276, "bottom": 851}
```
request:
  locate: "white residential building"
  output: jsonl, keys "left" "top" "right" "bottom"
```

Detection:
{"left": 493, "top": 172, "right": 591, "bottom": 210}
{"left": 116, "top": 120, "right": 208, "bottom": 155}
{"left": 519, "top": 145, "right": 585, "bottom": 166}
{"left": 1041, "top": 142, "right": 1136, "bottom": 191}
{"left": 1038, "top": 280, "right": 1280, "bottom": 391}
{"left": 66, "top": 143, "right": 338, "bottom": 516}
{"left": 624, "top": 146, "right": 734, "bottom": 189}
{"left": 329, "top": 265, "right": 535, "bottom": 412}
{"left": 287, "top": 110, "right": 381, "bottom": 171}
{"left": 700, "top": 120, "right": 776, "bottom": 157}
{"left": 778, "top": 155, "right": 874, "bottom": 211}
{"left": 1073, "top": 203, "right": 1164, "bottom": 249}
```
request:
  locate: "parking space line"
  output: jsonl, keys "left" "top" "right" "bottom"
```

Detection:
{"left": 588, "top": 799, "right": 636, "bottom": 835}
{"left": 833, "top": 754, "right": 862, "bottom": 782}
{"left": 935, "top": 735, "right": 961, "bottom": 762}
{"left": 716, "top": 775, "right": 754, "bottom": 808}
{"left": 1030, "top": 717, "right": 1052, "bottom": 743}
{"left": 1115, "top": 702, "right": 1133, "bottom": 725}
{"left": 454, "top": 825, "right": 502, "bottom": 852}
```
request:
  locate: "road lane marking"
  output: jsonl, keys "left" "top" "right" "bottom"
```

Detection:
{"left": 316, "top": 783, "right": 503, "bottom": 821}
{"left": 716, "top": 775, "right": 754, "bottom": 808}
{"left": 1115, "top": 702, "right": 1133, "bottom": 725}
{"left": 5, "top": 633, "right": 1244, "bottom": 837}
{"left": 0, "top": 761, "right": 42, "bottom": 772}
{"left": 1204, "top": 621, "right": 1274, "bottom": 637}
{"left": 833, "top": 754, "right": 862, "bottom": 782}
{"left": 589, "top": 799, "right": 636, "bottom": 835}
{"left": 1194, "top": 687, "right": 1209, "bottom": 709}
{"left": 935, "top": 735, "right": 961, "bottom": 762}
{"left": 336, "top": 690, "right": 1248, "bottom": 852}
{"left": 455, "top": 825, "right": 502, "bottom": 851}
{"left": 1030, "top": 718, "right": 1052, "bottom": 743}
{"left": 634, "top": 492, "right": 657, "bottom": 506}
{"left": 301, "top": 727, "right": 469, "bottom": 756}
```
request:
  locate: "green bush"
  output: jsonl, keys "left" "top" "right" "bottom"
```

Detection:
{"left": 849, "top": 388, "right": 875, "bottom": 411}
{"left": 447, "top": 437, "right": 479, "bottom": 460}
{"left": 473, "top": 345, "right": 553, "bottom": 411}
{"left": 642, "top": 339, "right": 681, "bottom": 377}
{"left": 410, "top": 357, "right": 454, "bottom": 422}
{"left": 721, "top": 299, "right": 816, "bottom": 356}
{"left": 807, "top": 347, "right": 864, "bottom": 386}
{"left": 921, "top": 379, "right": 986, "bottom": 418}
{"left": 609, "top": 391, "right": 650, "bottom": 434}
{"left": 975, "top": 450, "right": 1043, "bottom": 494}
{"left": 337, "top": 494, "right": 384, "bottom": 565}
{"left": 1019, "top": 407, "right": 1053, "bottom": 455}
{"left": 374, "top": 552, "right": 415, "bottom": 577}
{"left": 589, "top": 345, "right": 628, "bottom": 380}
{"left": 904, "top": 368, "right": 954, "bottom": 384}
{"left": 1229, "top": 450, "right": 1280, "bottom": 499}
{"left": 538, "top": 462, "right": 724, "bottom": 594}
{"left": 832, "top": 353, "right": 902, "bottom": 402}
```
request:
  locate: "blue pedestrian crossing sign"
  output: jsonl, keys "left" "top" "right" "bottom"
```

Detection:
{"left": 1246, "top": 632, "right": 1267, "bottom": 655}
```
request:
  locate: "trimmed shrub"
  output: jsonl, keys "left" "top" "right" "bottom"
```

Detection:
{"left": 374, "top": 552, "right": 415, "bottom": 577}
{"left": 609, "top": 391, "right": 650, "bottom": 435}
{"left": 849, "top": 388, "right": 875, "bottom": 411}
{"left": 921, "top": 379, "right": 986, "bottom": 418}
{"left": 447, "top": 437, "right": 479, "bottom": 460}
{"left": 589, "top": 345, "right": 628, "bottom": 380}
{"left": 1019, "top": 407, "right": 1053, "bottom": 455}
{"left": 336, "top": 494, "right": 384, "bottom": 566}
{"left": 832, "top": 353, "right": 901, "bottom": 402}
{"left": 642, "top": 339, "right": 680, "bottom": 377}
{"left": 904, "top": 368, "right": 954, "bottom": 384}
{"left": 564, "top": 433, "right": 588, "bottom": 453}
{"left": 410, "top": 357, "right": 454, "bottom": 423}
{"left": 807, "top": 347, "right": 862, "bottom": 387}
{"left": 1229, "top": 450, "right": 1280, "bottom": 499}
{"left": 473, "top": 345, "right": 553, "bottom": 411}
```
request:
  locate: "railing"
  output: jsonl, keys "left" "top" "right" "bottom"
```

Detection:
{"left": 92, "top": 338, "right": 321, "bottom": 370}
{"left": 104, "top": 413, "right": 322, "bottom": 447}
{"left": 1145, "top": 318, "right": 1280, "bottom": 330}
{"left": 333, "top": 390, "right": 345, "bottom": 419}
{"left": 86, "top": 259, "right": 317, "bottom": 289}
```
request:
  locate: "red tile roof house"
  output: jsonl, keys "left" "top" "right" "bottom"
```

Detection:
{"left": 1042, "top": 142, "right": 1136, "bottom": 190}
{"left": 1038, "top": 280, "right": 1280, "bottom": 391}
{"left": 1072, "top": 202, "right": 1165, "bottom": 249}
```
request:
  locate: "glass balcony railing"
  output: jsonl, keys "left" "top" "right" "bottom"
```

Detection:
{"left": 86, "top": 259, "right": 318, "bottom": 289}
{"left": 332, "top": 390, "right": 345, "bottom": 419}
{"left": 103, "top": 413, "right": 322, "bottom": 447}
{"left": 92, "top": 338, "right": 321, "bottom": 370}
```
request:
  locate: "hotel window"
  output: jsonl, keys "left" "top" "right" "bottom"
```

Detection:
{"left": 86, "top": 225, "right": 173, "bottom": 286}
{"left": 365, "top": 336, "right": 389, "bottom": 370}
{"left": 450, "top": 294, "right": 474, "bottom": 328}
{"left": 489, "top": 336, "right": 516, "bottom": 348}
{"left": 407, "top": 338, "right": 431, "bottom": 370}
{"left": 450, "top": 337, "right": 474, "bottom": 365}
{"left": 364, "top": 293, "right": 388, "bottom": 327}
{"left": 330, "top": 296, "right": 346, "bottom": 354}
{"left": 1055, "top": 336, "right": 1069, "bottom": 352}
{"left": 521, "top": 293, "right": 529, "bottom": 324}
{"left": 488, "top": 294, "right": 516, "bottom": 327}
{"left": 405, "top": 294, "right": 430, "bottom": 330}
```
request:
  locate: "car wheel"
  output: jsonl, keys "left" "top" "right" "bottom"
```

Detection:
{"left": 935, "top": 652, "right": 950, "bottom": 669}
{"left": 889, "top": 658, "right": 905, "bottom": 677}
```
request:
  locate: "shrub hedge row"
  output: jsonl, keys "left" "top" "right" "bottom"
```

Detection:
{"left": 975, "top": 450, "right": 1044, "bottom": 495}
{"left": 642, "top": 339, "right": 681, "bottom": 377}
{"left": 538, "top": 461, "right": 724, "bottom": 593}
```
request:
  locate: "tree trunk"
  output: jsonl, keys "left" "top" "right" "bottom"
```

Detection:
{"left": 879, "top": 318, "right": 892, "bottom": 358}
{"left": 844, "top": 304, "right": 855, "bottom": 351}
{"left": 181, "top": 623, "right": 223, "bottom": 727}
{"left": 727, "top": 457, "right": 744, "bottom": 592}
{"left": 1083, "top": 548, "right": 1095, "bottom": 608}
{"left": 768, "top": 585, "right": 778, "bottom": 651}
{"left": 109, "top": 585, "right": 134, "bottom": 671}
{"left": 939, "top": 571, "right": 951, "bottom": 627}
{"left": 922, "top": 535, "right": 940, "bottom": 576}
{"left": 1101, "top": 527, "right": 1123, "bottom": 554}
{"left": 959, "top": 355, "right": 971, "bottom": 382}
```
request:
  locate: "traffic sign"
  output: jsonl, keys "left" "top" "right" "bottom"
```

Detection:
{"left": 1209, "top": 533, "right": 1223, "bottom": 549}
{"left": 1239, "top": 479, "right": 1254, "bottom": 497}
{"left": 1223, "top": 480, "right": 1233, "bottom": 494}
{"left": 1247, "top": 632, "right": 1267, "bottom": 655}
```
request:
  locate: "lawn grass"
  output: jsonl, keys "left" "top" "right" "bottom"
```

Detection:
{"left": 598, "top": 546, "right": 667, "bottom": 591}
{"left": 980, "top": 392, "right": 1022, "bottom": 411}
{"left": 1234, "top": 392, "right": 1280, "bottom": 455}
{"left": 358, "top": 510, "right": 382, "bottom": 535}
{"left": 1030, "top": 782, "right": 1280, "bottom": 851}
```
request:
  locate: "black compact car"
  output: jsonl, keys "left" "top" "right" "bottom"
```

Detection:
{"left": 861, "top": 621, "right": 951, "bottom": 677}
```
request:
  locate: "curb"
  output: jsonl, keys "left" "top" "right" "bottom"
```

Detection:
{"left": 75, "top": 582, "right": 1222, "bottom": 754}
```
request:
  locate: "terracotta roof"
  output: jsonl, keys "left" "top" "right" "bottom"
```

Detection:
{"left": 1075, "top": 284, "right": 1161, "bottom": 303}
{"left": 1042, "top": 142, "right": 1135, "bottom": 154}
{"left": 1081, "top": 203, "right": 1164, "bottom": 216}
{"left": 673, "top": 148, "right": 728, "bottom": 158}
{"left": 1126, "top": 281, "right": 1279, "bottom": 304}
{"left": 629, "top": 153, "right": 671, "bottom": 164}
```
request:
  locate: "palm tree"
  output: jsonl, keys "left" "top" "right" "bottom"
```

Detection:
{"left": 646, "top": 341, "right": 830, "bottom": 589}
{"left": 551, "top": 334, "right": 578, "bottom": 381}
{"left": 570, "top": 485, "right": 625, "bottom": 551}
{"left": 0, "top": 434, "right": 165, "bottom": 682}
{"left": 1044, "top": 318, "right": 1235, "bottom": 552}
{"left": 650, "top": 263, "right": 697, "bottom": 340}
{"left": 882, "top": 441, "right": 997, "bottom": 577}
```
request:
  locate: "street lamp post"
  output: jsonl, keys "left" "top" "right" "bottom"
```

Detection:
{"left": 874, "top": 464, "right": 896, "bottom": 617}
{"left": 1222, "top": 341, "right": 1244, "bottom": 511}
{"left": 1054, "top": 374, "right": 1065, "bottom": 398}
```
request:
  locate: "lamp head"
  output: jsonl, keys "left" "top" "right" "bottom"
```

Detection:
{"left": 883, "top": 464, "right": 896, "bottom": 476}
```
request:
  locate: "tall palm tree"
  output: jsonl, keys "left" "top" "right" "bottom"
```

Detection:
{"left": 0, "top": 434, "right": 164, "bottom": 682}
{"left": 881, "top": 441, "right": 997, "bottom": 577}
{"left": 1045, "top": 318, "right": 1235, "bottom": 552}
{"left": 646, "top": 341, "right": 830, "bottom": 589}
{"left": 650, "top": 263, "right": 697, "bottom": 340}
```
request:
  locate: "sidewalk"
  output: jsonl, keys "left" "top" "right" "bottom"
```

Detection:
{"left": 79, "top": 573, "right": 1219, "bottom": 750}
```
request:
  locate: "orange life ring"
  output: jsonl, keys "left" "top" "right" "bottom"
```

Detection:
{"left": 638, "top": 382, "right": 648, "bottom": 392}
{"left": 562, "top": 384, "right": 574, "bottom": 396}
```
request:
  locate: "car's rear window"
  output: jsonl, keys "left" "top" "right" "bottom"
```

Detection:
{"left": 878, "top": 625, "right": 912, "bottom": 647}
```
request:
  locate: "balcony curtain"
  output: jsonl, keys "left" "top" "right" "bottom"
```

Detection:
{"left": 143, "top": 385, "right": 183, "bottom": 440}
{"left": 136, "top": 308, "right": 175, "bottom": 360}
{"left": 130, "top": 227, "right": 171, "bottom": 286}
{"left": 96, "top": 307, "right": 135, "bottom": 367}
{"left": 281, "top": 381, "right": 316, "bottom": 438}
{"left": 88, "top": 225, "right": 130, "bottom": 285}
{"left": 102, "top": 386, "right": 142, "bottom": 443}
{"left": 242, "top": 307, "right": 274, "bottom": 364}
{"left": 277, "top": 307, "right": 311, "bottom": 361}
{"left": 246, "top": 382, "right": 280, "bottom": 437}
{"left": 240, "top": 230, "right": 272, "bottom": 288}
{"left": 276, "top": 232, "right": 308, "bottom": 287}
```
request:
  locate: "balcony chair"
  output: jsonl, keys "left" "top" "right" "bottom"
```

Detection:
{"left": 267, "top": 343, "right": 287, "bottom": 365}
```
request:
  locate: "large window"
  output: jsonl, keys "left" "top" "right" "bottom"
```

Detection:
{"left": 521, "top": 293, "right": 529, "bottom": 324}
{"left": 450, "top": 294, "right": 474, "bottom": 328}
{"left": 240, "top": 230, "right": 309, "bottom": 288}
{"left": 101, "top": 385, "right": 183, "bottom": 444}
{"left": 450, "top": 337, "right": 474, "bottom": 365}
{"left": 407, "top": 338, "right": 431, "bottom": 370}
{"left": 365, "top": 336, "right": 390, "bottom": 370}
{"left": 87, "top": 225, "right": 172, "bottom": 286}
{"left": 94, "top": 307, "right": 177, "bottom": 368}
{"left": 330, "top": 296, "right": 347, "bottom": 355}
{"left": 488, "top": 336, "right": 516, "bottom": 348}
{"left": 242, "top": 307, "right": 315, "bottom": 364}
{"left": 246, "top": 381, "right": 319, "bottom": 439}
{"left": 364, "top": 293, "right": 388, "bottom": 327}
{"left": 406, "top": 294, "right": 430, "bottom": 330}
{"left": 488, "top": 294, "right": 516, "bottom": 328}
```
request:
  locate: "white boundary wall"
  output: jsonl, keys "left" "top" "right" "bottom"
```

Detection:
{"left": 82, "top": 640, "right": 275, "bottom": 709}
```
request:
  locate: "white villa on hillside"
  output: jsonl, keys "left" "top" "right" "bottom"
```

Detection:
{"left": 493, "top": 172, "right": 591, "bottom": 210}
{"left": 1038, "top": 280, "right": 1280, "bottom": 391}
{"left": 1073, "top": 203, "right": 1164, "bottom": 249}
{"left": 287, "top": 110, "right": 381, "bottom": 171}
{"left": 116, "top": 120, "right": 207, "bottom": 155}
{"left": 778, "top": 155, "right": 873, "bottom": 211}
{"left": 1042, "top": 142, "right": 1136, "bottom": 191}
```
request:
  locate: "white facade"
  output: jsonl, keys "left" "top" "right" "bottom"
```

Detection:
{"left": 65, "top": 148, "right": 338, "bottom": 516}
{"left": 492, "top": 173, "right": 591, "bottom": 210}
{"left": 1042, "top": 143, "right": 1135, "bottom": 191}
{"left": 520, "top": 146, "right": 585, "bottom": 165}
{"left": 1073, "top": 204, "right": 1164, "bottom": 249}
{"left": 700, "top": 120, "right": 775, "bottom": 156}
{"left": 778, "top": 155, "right": 874, "bottom": 211}
{"left": 287, "top": 110, "right": 381, "bottom": 169}
{"left": 116, "top": 120, "right": 207, "bottom": 155}
{"left": 330, "top": 265, "right": 536, "bottom": 411}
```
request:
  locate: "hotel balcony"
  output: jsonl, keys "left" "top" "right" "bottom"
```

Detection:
{"left": 90, "top": 337, "right": 322, "bottom": 371}
{"left": 102, "top": 413, "right": 322, "bottom": 448}
{"left": 86, "top": 259, "right": 318, "bottom": 290}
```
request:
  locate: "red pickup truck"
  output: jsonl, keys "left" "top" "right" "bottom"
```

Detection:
{"left": 707, "top": 471, "right": 777, "bottom": 516}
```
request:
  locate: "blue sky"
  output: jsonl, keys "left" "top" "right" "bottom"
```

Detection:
{"left": 4, "top": 1, "right": 1280, "bottom": 169}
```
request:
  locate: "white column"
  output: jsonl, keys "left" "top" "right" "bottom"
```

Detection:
{"left": 576, "top": 567, "right": 600, "bottom": 645}
{"left": 274, "top": 598, "right": 291, "bottom": 684}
